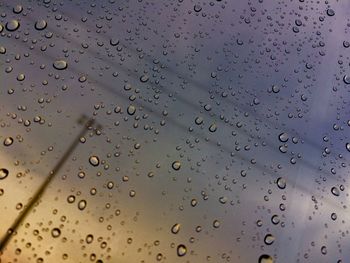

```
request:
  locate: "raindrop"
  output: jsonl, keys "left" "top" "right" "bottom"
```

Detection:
{"left": 78, "top": 200, "right": 87, "bottom": 210}
{"left": 86, "top": 234, "right": 94, "bottom": 244}
{"left": 326, "top": 9, "right": 335, "bottom": 16}
{"left": 140, "top": 75, "right": 149, "bottom": 83}
{"left": 264, "top": 234, "right": 275, "bottom": 245}
{"left": 53, "top": 60, "right": 68, "bottom": 70}
{"left": 194, "top": 5, "right": 202, "bottom": 12}
{"left": 51, "top": 228, "right": 61, "bottom": 238}
{"left": 3, "top": 137, "right": 14, "bottom": 147}
{"left": 171, "top": 223, "right": 181, "bottom": 234}
{"left": 34, "top": 19, "right": 47, "bottom": 30}
{"left": 89, "top": 156, "right": 100, "bottom": 166}
{"left": 331, "top": 213, "right": 337, "bottom": 221}
{"left": 276, "top": 177, "right": 286, "bottom": 189}
{"left": 343, "top": 75, "right": 350, "bottom": 84}
{"left": 6, "top": 20, "right": 20, "bottom": 31}
{"left": 13, "top": 5, "right": 23, "bottom": 14}
{"left": 0, "top": 169, "right": 9, "bottom": 180}
{"left": 213, "top": 219, "right": 220, "bottom": 228}
{"left": 346, "top": 143, "right": 350, "bottom": 152}
{"left": 172, "top": 161, "right": 181, "bottom": 171}
{"left": 331, "top": 186, "right": 340, "bottom": 196}
{"left": 0, "top": 46, "right": 6, "bottom": 54}
{"left": 177, "top": 244, "right": 187, "bottom": 257}
{"left": 127, "top": 105, "right": 136, "bottom": 115}
{"left": 278, "top": 132, "right": 289, "bottom": 142}
{"left": 209, "top": 123, "right": 217, "bottom": 132}
{"left": 259, "top": 254, "right": 274, "bottom": 263}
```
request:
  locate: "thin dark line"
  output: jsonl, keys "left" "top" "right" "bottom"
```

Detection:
{"left": 0, "top": 117, "right": 95, "bottom": 253}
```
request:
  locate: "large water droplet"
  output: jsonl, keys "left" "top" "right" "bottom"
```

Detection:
{"left": 264, "top": 234, "right": 275, "bottom": 245}
{"left": 172, "top": 161, "right": 181, "bottom": 171}
{"left": 6, "top": 20, "right": 20, "bottom": 31}
{"left": 78, "top": 200, "right": 87, "bottom": 210}
{"left": 171, "top": 223, "right": 181, "bottom": 234}
{"left": 278, "top": 132, "right": 289, "bottom": 142}
{"left": 259, "top": 254, "right": 274, "bottom": 263}
{"left": 89, "top": 156, "right": 100, "bottom": 166}
{"left": 331, "top": 186, "right": 340, "bottom": 197}
{"left": 276, "top": 177, "right": 286, "bottom": 189}
{"left": 0, "top": 168, "right": 9, "bottom": 180}
{"left": 53, "top": 60, "right": 68, "bottom": 70}
{"left": 177, "top": 244, "right": 187, "bottom": 257}
{"left": 34, "top": 19, "right": 47, "bottom": 30}
{"left": 3, "top": 137, "right": 13, "bottom": 146}
{"left": 51, "top": 228, "right": 61, "bottom": 238}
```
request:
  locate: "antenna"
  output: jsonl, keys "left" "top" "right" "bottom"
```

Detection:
{"left": 0, "top": 116, "right": 100, "bottom": 253}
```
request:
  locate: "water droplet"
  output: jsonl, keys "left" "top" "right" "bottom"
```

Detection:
{"left": 264, "top": 234, "right": 275, "bottom": 245}
{"left": 346, "top": 143, "right": 350, "bottom": 152}
{"left": 0, "top": 46, "right": 6, "bottom": 54}
{"left": 321, "top": 245, "right": 327, "bottom": 255}
{"left": 86, "top": 234, "right": 94, "bottom": 244}
{"left": 0, "top": 168, "right": 9, "bottom": 180}
{"left": 89, "top": 156, "right": 100, "bottom": 166}
{"left": 213, "top": 219, "right": 220, "bottom": 228}
{"left": 195, "top": 117, "right": 203, "bottom": 125}
{"left": 171, "top": 223, "right": 181, "bottom": 234}
{"left": 6, "top": 20, "right": 20, "bottom": 31}
{"left": 172, "top": 161, "right": 181, "bottom": 171}
{"left": 209, "top": 123, "right": 217, "bottom": 132}
{"left": 177, "top": 244, "right": 187, "bottom": 257}
{"left": 78, "top": 200, "right": 87, "bottom": 210}
{"left": 259, "top": 254, "right": 274, "bottom": 263}
{"left": 140, "top": 75, "right": 149, "bottom": 83}
{"left": 53, "top": 60, "right": 68, "bottom": 70}
{"left": 271, "top": 215, "right": 280, "bottom": 225}
{"left": 331, "top": 212, "right": 337, "bottom": 221}
{"left": 51, "top": 228, "right": 61, "bottom": 238}
{"left": 278, "top": 132, "right": 289, "bottom": 142}
{"left": 276, "top": 177, "right": 286, "bottom": 189}
{"left": 127, "top": 105, "right": 136, "bottom": 115}
{"left": 343, "top": 75, "right": 350, "bottom": 84}
{"left": 194, "top": 5, "right": 202, "bottom": 12}
{"left": 17, "top": 73, "right": 25, "bottom": 81}
{"left": 34, "top": 19, "right": 47, "bottom": 30}
{"left": 326, "top": 9, "right": 335, "bottom": 16}
{"left": 331, "top": 186, "right": 340, "bottom": 196}
{"left": 3, "top": 137, "right": 13, "bottom": 146}
{"left": 67, "top": 195, "right": 75, "bottom": 203}
{"left": 13, "top": 5, "right": 23, "bottom": 14}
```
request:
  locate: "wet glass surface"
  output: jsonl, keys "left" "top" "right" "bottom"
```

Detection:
{"left": 0, "top": 0, "right": 350, "bottom": 262}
